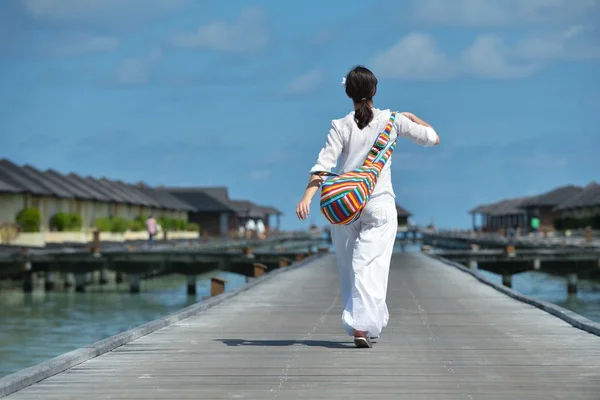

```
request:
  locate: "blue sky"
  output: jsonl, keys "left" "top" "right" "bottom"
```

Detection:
{"left": 1, "top": 0, "right": 599, "bottom": 230}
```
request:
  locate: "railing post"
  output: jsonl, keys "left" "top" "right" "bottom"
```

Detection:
{"left": 279, "top": 257, "right": 290, "bottom": 268}
{"left": 211, "top": 277, "right": 226, "bottom": 296}
{"left": 93, "top": 230, "right": 101, "bottom": 255}
{"left": 504, "top": 244, "right": 515, "bottom": 257}
{"left": 253, "top": 263, "right": 267, "bottom": 277}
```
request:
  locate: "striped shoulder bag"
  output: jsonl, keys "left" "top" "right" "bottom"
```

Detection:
{"left": 313, "top": 111, "right": 397, "bottom": 225}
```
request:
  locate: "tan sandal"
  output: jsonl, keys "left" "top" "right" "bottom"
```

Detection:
{"left": 354, "top": 336, "right": 373, "bottom": 348}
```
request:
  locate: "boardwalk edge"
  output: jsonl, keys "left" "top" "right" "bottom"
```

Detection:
{"left": 431, "top": 254, "right": 600, "bottom": 338}
{"left": 0, "top": 253, "right": 328, "bottom": 398}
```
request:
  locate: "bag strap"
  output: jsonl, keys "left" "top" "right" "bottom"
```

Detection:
{"left": 364, "top": 111, "right": 397, "bottom": 165}
{"left": 311, "top": 111, "right": 397, "bottom": 178}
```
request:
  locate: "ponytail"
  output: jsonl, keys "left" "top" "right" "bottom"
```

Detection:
{"left": 354, "top": 98, "right": 373, "bottom": 129}
{"left": 344, "top": 65, "right": 378, "bottom": 130}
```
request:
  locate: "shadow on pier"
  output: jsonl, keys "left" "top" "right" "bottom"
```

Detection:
{"left": 216, "top": 339, "right": 354, "bottom": 349}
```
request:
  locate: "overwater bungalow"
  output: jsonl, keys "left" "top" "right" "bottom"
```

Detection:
{"left": 0, "top": 159, "right": 192, "bottom": 235}
{"left": 469, "top": 183, "right": 598, "bottom": 233}
{"left": 163, "top": 186, "right": 282, "bottom": 237}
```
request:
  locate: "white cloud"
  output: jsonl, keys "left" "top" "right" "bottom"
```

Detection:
{"left": 515, "top": 26, "right": 600, "bottom": 61}
{"left": 370, "top": 33, "right": 455, "bottom": 80}
{"left": 460, "top": 35, "right": 538, "bottom": 78}
{"left": 286, "top": 69, "right": 325, "bottom": 94}
{"left": 412, "top": 0, "right": 599, "bottom": 26}
{"left": 370, "top": 26, "right": 598, "bottom": 80}
{"left": 21, "top": 0, "right": 186, "bottom": 22}
{"left": 114, "top": 48, "right": 162, "bottom": 86}
{"left": 249, "top": 170, "right": 271, "bottom": 181}
{"left": 171, "top": 7, "right": 268, "bottom": 53}
{"left": 42, "top": 34, "right": 120, "bottom": 57}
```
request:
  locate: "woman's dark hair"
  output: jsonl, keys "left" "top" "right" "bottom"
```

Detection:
{"left": 344, "top": 65, "right": 378, "bottom": 129}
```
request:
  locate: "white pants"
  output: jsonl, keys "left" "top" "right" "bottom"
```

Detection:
{"left": 330, "top": 194, "right": 398, "bottom": 337}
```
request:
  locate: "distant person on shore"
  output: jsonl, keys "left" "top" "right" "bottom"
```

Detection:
{"left": 245, "top": 218, "right": 256, "bottom": 240}
{"left": 256, "top": 219, "right": 266, "bottom": 240}
{"left": 530, "top": 216, "right": 540, "bottom": 238}
{"left": 296, "top": 66, "right": 440, "bottom": 348}
{"left": 146, "top": 215, "right": 157, "bottom": 246}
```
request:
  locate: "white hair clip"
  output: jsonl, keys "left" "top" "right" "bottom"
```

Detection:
{"left": 341, "top": 77, "right": 346, "bottom": 87}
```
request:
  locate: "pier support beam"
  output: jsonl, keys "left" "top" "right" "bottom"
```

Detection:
{"left": 502, "top": 274, "right": 512, "bottom": 289}
{"left": 75, "top": 273, "right": 87, "bottom": 293}
{"left": 210, "top": 277, "right": 226, "bottom": 297}
{"left": 23, "top": 272, "right": 33, "bottom": 293}
{"left": 65, "top": 273, "right": 74, "bottom": 288}
{"left": 22, "top": 254, "right": 33, "bottom": 292}
{"left": 129, "top": 274, "right": 140, "bottom": 294}
{"left": 99, "top": 268, "right": 109, "bottom": 285}
{"left": 44, "top": 272, "right": 55, "bottom": 291}
{"left": 187, "top": 275, "right": 196, "bottom": 296}
{"left": 567, "top": 273, "right": 578, "bottom": 294}
{"left": 533, "top": 258, "right": 541, "bottom": 270}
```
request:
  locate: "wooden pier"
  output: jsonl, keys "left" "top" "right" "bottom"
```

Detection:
{"left": 422, "top": 230, "right": 600, "bottom": 250}
{"left": 2, "top": 253, "right": 599, "bottom": 399}
{"left": 0, "top": 234, "right": 326, "bottom": 294}
{"left": 430, "top": 247, "right": 600, "bottom": 293}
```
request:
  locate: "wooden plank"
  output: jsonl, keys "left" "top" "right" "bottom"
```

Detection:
{"left": 4, "top": 253, "right": 600, "bottom": 399}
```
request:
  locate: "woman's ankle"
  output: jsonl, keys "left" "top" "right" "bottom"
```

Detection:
{"left": 353, "top": 329, "right": 368, "bottom": 337}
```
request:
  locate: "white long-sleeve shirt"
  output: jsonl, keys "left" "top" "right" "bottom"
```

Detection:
{"left": 309, "top": 108, "right": 438, "bottom": 199}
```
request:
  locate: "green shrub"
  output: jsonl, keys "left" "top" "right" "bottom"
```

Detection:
{"left": 69, "top": 214, "right": 83, "bottom": 231}
{"left": 16, "top": 208, "right": 41, "bottom": 233}
{"left": 50, "top": 212, "right": 70, "bottom": 231}
{"left": 94, "top": 217, "right": 112, "bottom": 232}
{"left": 109, "top": 217, "right": 129, "bottom": 233}
{"left": 186, "top": 222, "right": 200, "bottom": 232}
{"left": 129, "top": 220, "right": 144, "bottom": 232}
{"left": 50, "top": 212, "right": 83, "bottom": 232}
{"left": 94, "top": 216, "right": 129, "bottom": 233}
{"left": 157, "top": 218, "right": 189, "bottom": 231}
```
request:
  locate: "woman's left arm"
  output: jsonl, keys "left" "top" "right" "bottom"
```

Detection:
{"left": 297, "top": 123, "right": 343, "bottom": 220}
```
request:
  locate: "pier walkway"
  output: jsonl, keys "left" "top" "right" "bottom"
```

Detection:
{"left": 3, "top": 253, "right": 600, "bottom": 399}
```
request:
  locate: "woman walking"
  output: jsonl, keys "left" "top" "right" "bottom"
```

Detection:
{"left": 296, "top": 66, "right": 440, "bottom": 348}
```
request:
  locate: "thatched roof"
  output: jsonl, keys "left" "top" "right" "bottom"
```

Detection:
{"left": 554, "top": 182, "right": 600, "bottom": 211}
{"left": 0, "top": 158, "right": 196, "bottom": 211}
{"left": 470, "top": 197, "right": 531, "bottom": 217}
{"left": 519, "top": 185, "right": 583, "bottom": 208}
